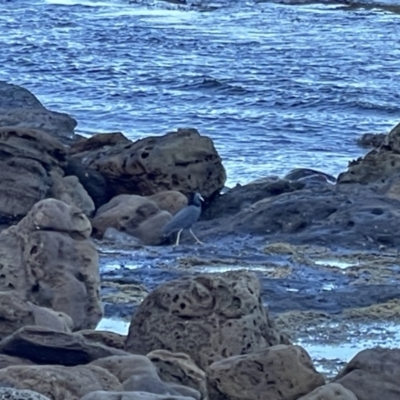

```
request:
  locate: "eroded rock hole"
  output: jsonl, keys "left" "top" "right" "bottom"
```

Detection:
{"left": 371, "top": 208, "right": 384, "bottom": 215}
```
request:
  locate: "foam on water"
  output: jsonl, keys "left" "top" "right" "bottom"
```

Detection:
{"left": 96, "top": 317, "right": 130, "bottom": 334}
{"left": 314, "top": 259, "right": 359, "bottom": 269}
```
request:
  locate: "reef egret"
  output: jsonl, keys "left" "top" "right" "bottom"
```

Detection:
{"left": 162, "top": 192, "right": 204, "bottom": 245}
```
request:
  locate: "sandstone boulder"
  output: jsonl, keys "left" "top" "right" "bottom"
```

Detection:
{"left": 91, "top": 355, "right": 199, "bottom": 398}
{"left": 49, "top": 172, "right": 95, "bottom": 216}
{"left": 0, "top": 354, "right": 34, "bottom": 369}
{"left": 0, "top": 199, "right": 102, "bottom": 330}
{"left": 125, "top": 271, "right": 288, "bottom": 370}
{"left": 78, "top": 329, "right": 126, "bottom": 350}
{"left": 0, "top": 127, "right": 67, "bottom": 224}
{"left": 0, "top": 364, "right": 122, "bottom": 399}
{"left": 147, "top": 191, "right": 188, "bottom": 215}
{"left": 207, "top": 344, "right": 325, "bottom": 400}
{"left": 334, "top": 347, "right": 400, "bottom": 400}
{"left": 0, "top": 81, "right": 77, "bottom": 141}
{"left": 338, "top": 121, "right": 400, "bottom": 185}
{"left": 92, "top": 194, "right": 172, "bottom": 245}
{"left": 81, "top": 392, "right": 196, "bottom": 400}
{"left": 0, "top": 387, "right": 51, "bottom": 400}
{"left": 147, "top": 349, "right": 208, "bottom": 400}
{"left": 298, "top": 383, "right": 357, "bottom": 399}
{"left": 0, "top": 326, "right": 128, "bottom": 365}
{"left": 337, "top": 150, "right": 400, "bottom": 184}
{"left": 0, "top": 291, "right": 71, "bottom": 340}
{"left": 63, "top": 158, "right": 112, "bottom": 209}
{"left": 70, "top": 128, "right": 226, "bottom": 199}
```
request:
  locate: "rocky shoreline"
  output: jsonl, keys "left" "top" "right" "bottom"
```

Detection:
{"left": 0, "top": 80, "right": 399, "bottom": 399}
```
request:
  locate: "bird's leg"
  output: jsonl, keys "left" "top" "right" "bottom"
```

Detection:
{"left": 189, "top": 228, "right": 203, "bottom": 245}
{"left": 175, "top": 229, "right": 183, "bottom": 246}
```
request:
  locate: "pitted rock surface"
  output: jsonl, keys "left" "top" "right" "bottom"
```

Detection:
{"left": 334, "top": 347, "right": 400, "bottom": 400}
{"left": 0, "top": 127, "right": 67, "bottom": 224}
{"left": 92, "top": 194, "right": 172, "bottom": 244}
{"left": 0, "top": 291, "right": 70, "bottom": 341}
{"left": 125, "top": 271, "right": 288, "bottom": 370}
{"left": 196, "top": 183, "right": 400, "bottom": 249}
{"left": 0, "top": 387, "right": 51, "bottom": 400}
{"left": 206, "top": 344, "right": 325, "bottom": 400}
{"left": 0, "top": 364, "right": 122, "bottom": 399}
{"left": 147, "top": 350, "right": 207, "bottom": 400}
{"left": 0, "top": 326, "right": 128, "bottom": 365}
{"left": 70, "top": 128, "right": 226, "bottom": 199}
{"left": 0, "top": 199, "right": 102, "bottom": 330}
{"left": 0, "top": 81, "right": 77, "bottom": 141}
{"left": 201, "top": 177, "right": 304, "bottom": 221}
{"left": 298, "top": 383, "right": 357, "bottom": 400}
{"left": 49, "top": 172, "right": 95, "bottom": 216}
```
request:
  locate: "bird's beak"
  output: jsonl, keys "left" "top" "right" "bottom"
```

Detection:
{"left": 199, "top": 195, "right": 205, "bottom": 201}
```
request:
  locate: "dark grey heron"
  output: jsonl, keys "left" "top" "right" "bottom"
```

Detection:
{"left": 162, "top": 192, "right": 204, "bottom": 245}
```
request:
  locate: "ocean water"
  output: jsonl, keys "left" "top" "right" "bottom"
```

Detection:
{"left": 1, "top": 0, "right": 400, "bottom": 186}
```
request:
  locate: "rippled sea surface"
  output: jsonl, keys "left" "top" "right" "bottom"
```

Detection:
{"left": 1, "top": 0, "right": 400, "bottom": 186}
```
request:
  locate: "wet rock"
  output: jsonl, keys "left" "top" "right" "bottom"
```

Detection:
{"left": 0, "top": 81, "right": 77, "bottom": 141}
{"left": 103, "top": 227, "right": 144, "bottom": 246}
{"left": 0, "top": 199, "right": 102, "bottom": 330}
{"left": 92, "top": 194, "right": 172, "bottom": 245}
{"left": 298, "top": 383, "right": 357, "bottom": 399}
{"left": 70, "top": 128, "right": 226, "bottom": 199}
{"left": 357, "top": 132, "right": 387, "bottom": 148}
{"left": 0, "top": 291, "right": 71, "bottom": 341}
{"left": 0, "top": 387, "right": 51, "bottom": 400}
{"left": 201, "top": 177, "right": 304, "bottom": 221}
{"left": 147, "top": 349, "right": 208, "bottom": 400}
{"left": 64, "top": 158, "right": 112, "bottom": 209}
{"left": 125, "top": 271, "right": 288, "bottom": 370}
{"left": 0, "top": 364, "right": 122, "bottom": 399}
{"left": 0, "top": 127, "right": 67, "bottom": 224}
{"left": 197, "top": 183, "right": 400, "bottom": 249}
{"left": 206, "top": 344, "right": 325, "bottom": 400}
{"left": 81, "top": 392, "right": 196, "bottom": 400}
{"left": 91, "top": 355, "right": 198, "bottom": 398}
{"left": 0, "top": 326, "right": 128, "bottom": 365}
{"left": 78, "top": 329, "right": 126, "bottom": 350}
{"left": 334, "top": 347, "right": 400, "bottom": 400}
{"left": 49, "top": 172, "right": 95, "bottom": 216}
